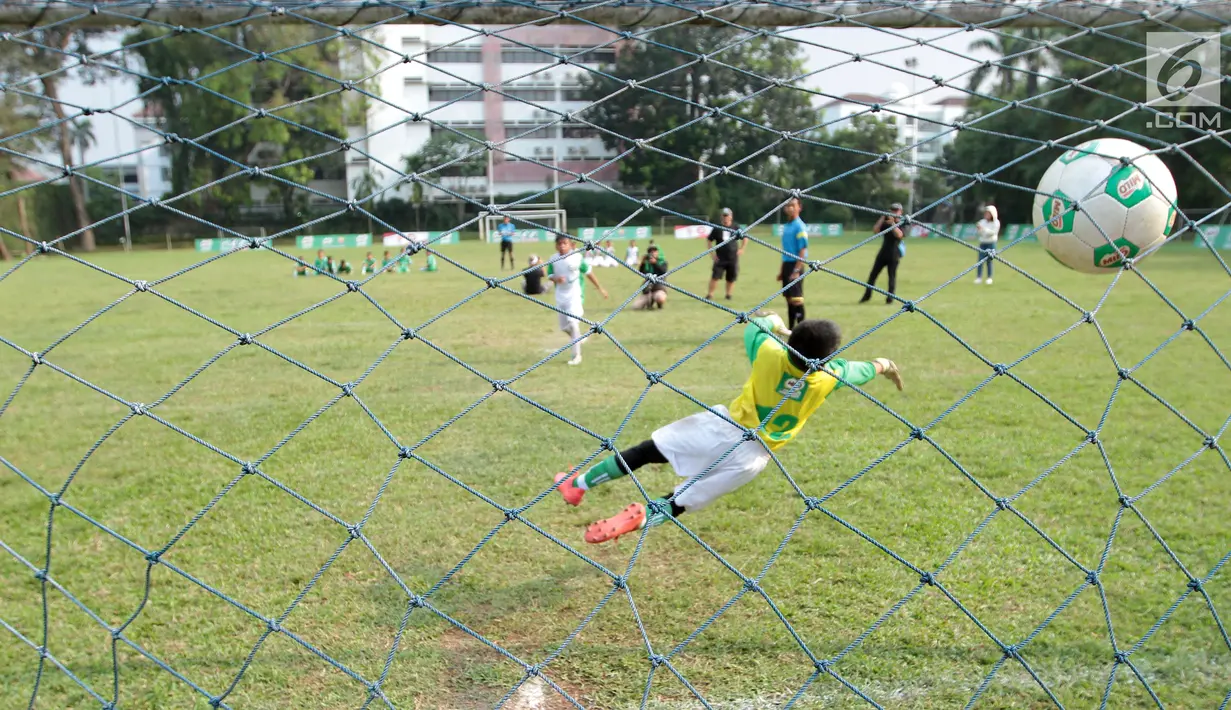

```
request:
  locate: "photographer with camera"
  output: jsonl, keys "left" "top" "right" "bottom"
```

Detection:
{"left": 859, "top": 203, "right": 905, "bottom": 304}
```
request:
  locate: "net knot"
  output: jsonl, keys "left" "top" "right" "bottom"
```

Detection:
{"left": 48, "top": 492, "right": 60, "bottom": 507}
{"left": 0, "top": 32, "right": 10, "bottom": 42}
{"left": 346, "top": 523, "right": 362, "bottom": 539}
{"left": 242, "top": 462, "right": 257, "bottom": 475}
{"left": 577, "top": 172, "right": 589, "bottom": 183}
{"left": 645, "top": 371, "right": 662, "bottom": 385}
{"left": 238, "top": 333, "right": 253, "bottom": 345}
{"left": 81, "top": 107, "right": 94, "bottom": 116}
{"left": 612, "top": 575, "right": 627, "bottom": 590}
{"left": 256, "top": 51, "right": 268, "bottom": 62}
{"left": 932, "top": 75, "right": 944, "bottom": 86}
{"left": 789, "top": 189, "right": 802, "bottom": 199}
{"left": 410, "top": 112, "right": 422, "bottom": 122}
{"left": 62, "top": 165, "right": 75, "bottom": 178}
{"left": 130, "top": 402, "right": 147, "bottom": 416}
{"left": 409, "top": 594, "right": 425, "bottom": 608}
{"left": 954, "top": 121, "right": 966, "bottom": 131}
{"left": 271, "top": 6, "right": 285, "bottom": 16}
{"left": 1114, "top": 651, "right": 1129, "bottom": 664}
{"left": 490, "top": 379, "right": 507, "bottom": 392}
{"left": 33, "top": 568, "right": 46, "bottom": 581}
{"left": 266, "top": 618, "right": 281, "bottom": 633}
{"left": 994, "top": 497, "right": 1010, "bottom": 510}
{"left": 649, "top": 654, "right": 666, "bottom": 668}
{"left": 910, "top": 427, "right": 924, "bottom": 440}
{"left": 1182, "top": 319, "right": 1195, "bottom": 331}
{"left": 398, "top": 446, "right": 413, "bottom": 459}
{"left": 779, "top": 129, "right": 791, "bottom": 140}
{"left": 974, "top": 173, "right": 986, "bottom": 183}
{"left": 209, "top": 696, "right": 223, "bottom": 708}
{"left": 625, "top": 79, "right": 638, "bottom": 89}
{"left": 992, "top": 363, "right": 1008, "bottom": 376}
{"left": 901, "top": 300, "right": 916, "bottom": 313}
{"left": 165, "top": 133, "right": 182, "bottom": 144}
{"left": 634, "top": 139, "right": 647, "bottom": 150}
{"left": 815, "top": 659, "right": 832, "bottom": 672}
{"left": 1003, "top": 643, "right": 1022, "bottom": 659}
{"left": 366, "top": 680, "right": 381, "bottom": 696}
{"left": 743, "top": 579, "right": 761, "bottom": 593}
{"left": 804, "top": 496, "right": 822, "bottom": 511}
{"left": 1205, "top": 436, "right": 1218, "bottom": 449}
{"left": 30, "top": 351, "right": 42, "bottom": 366}
{"left": 254, "top": 108, "right": 267, "bottom": 119}
{"left": 345, "top": 280, "right": 359, "bottom": 292}
{"left": 401, "top": 327, "right": 416, "bottom": 341}
{"left": 1082, "top": 311, "right": 1095, "bottom": 324}
{"left": 485, "top": 277, "right": 498, "bottom": 289}
{"left": 1118, "top": 494, "right": 1133, "bottom": 508}
{"left": 1009, "top": 101, "right": 1019, "bottom": 109}
{"left": 742, "top": 428, "right": 759, "bottom": 441}
{"left": 145, "top": 550, "right": 162, "bottom": 565}
{"left": 1121, "top": 257, "right": 1135, "bottom": 270}
{"left": 341, "top": 382, "right": 355, "bottom": 397}
{"left": 1187, "top": 578, "right": 1203, "bottom": 591}
{"left": 919, "top": 571, "right": 936, "bottom": 586}
{"left": 341, "top": 83, "right": 354, "bottom": 93}
{"left": 36, "top": 241, "right": 50, "bottom": 254}
{"left": 879, "top": 153, "right": 891, "bottom": 164}
{"left": 503, "top": 507, "right": 520, "bottom": 522}
{"left": 647, "top": 499, "right": 671, "bottom": 517}
{"left": 1117, "top": 368, "right": 1130, "bottom": 380}
{"left": 599, "top": 437, "right": 615, "bottom": 451}
{"left": 1086, "top": 570, "right": 1099, "bottom": 585}
{"left": 404, "top": 239, "right": 422, "bottom": 255}
{"left": 1086, "top": 431, "right": 1099, "bottom": 444}
{"left": 853, "top": 54, "right": 863, "bottom": 63}
{"left": 133, "top": 280, "right": 149, "bottom": 292}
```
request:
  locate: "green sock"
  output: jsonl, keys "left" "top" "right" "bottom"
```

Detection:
{"left": 644, "top": 498, "right": 672, "bottom": 528}
{"left": 576, "top": 456, "right": 627, "bottom": 490}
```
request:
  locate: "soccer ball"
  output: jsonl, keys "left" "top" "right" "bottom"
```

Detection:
{"left": 1032, "top": 138, "right": 1178, "bottom": 274}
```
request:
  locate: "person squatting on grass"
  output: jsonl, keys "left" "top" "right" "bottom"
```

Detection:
{"left": 554, "top": 312, "right": 903, "bottom": 543}
{"left": 633, "top": 246, "right": 668, "bottom": 310}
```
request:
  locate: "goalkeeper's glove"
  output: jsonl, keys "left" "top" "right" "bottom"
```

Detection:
{"left": 873, "top": 358, "right": 904, "bottom": 391}
{"left": 753, "top": 310, "right": 792, "bottom": 338}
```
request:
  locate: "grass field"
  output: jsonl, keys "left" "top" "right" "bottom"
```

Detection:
{"left": 2, "top": 233, "right": 1229, "bottom": 709}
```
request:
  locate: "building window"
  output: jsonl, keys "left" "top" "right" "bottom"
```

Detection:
{"left": 562, "top": 125, "right": 598, "bottom": 139}
{"left": 504, "top": 123, "right": 554, "bottom": 139}
{"left": 560, "top": 86, "right": 588, "bottom": 102}
{"left": 559, "top": 46, "right": 617, "bottom": 64}
{"left": 505, "top": 87, "right": 555, "bottom": 102}
{"left": 428, "top": 85, "right": 484, "bottom": 102}
{"left": 160, "top": 167, "right": 171, "bottom": 182}
{"left": 502, "top": 46, "right": 548, "bottom": 63}
{"left": 431, "top": 123, "right": 486, "bottom": 140}
{"left": 426, "top": 46, "right": 482, "bottom": 63}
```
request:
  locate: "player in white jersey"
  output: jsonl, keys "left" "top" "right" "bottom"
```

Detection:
{"left": 625, "top": 240, "right": 639, "bottom": 267}
{"left": 547, "top": 234, "right": 609, "bottom": 365}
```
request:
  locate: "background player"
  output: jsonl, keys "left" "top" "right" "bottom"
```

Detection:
{"left": 498, "top": 216, "right": 517, "bottom": 270}
{"left": 554, "top": 312, "right": 902, "bottom": 542}
{"left": 633, "top": 245, "right": 668, "bottom": 310}
{"left": 361, "top": 252, "right": 378, "bottom": 275}
{"left": 779, "top": 197, "right": 809, "bottom": 328}
{"left": 705, "top": 207, "right": 745, "bottom": 301}
{"left": 625, "top": 240, "right": 639, "bottom": 267}
{"left": 546, "top": 234, "right": 608, "bottom": 366}
{"left": 974, "top": 205, "right": 1000, "bottom": 285}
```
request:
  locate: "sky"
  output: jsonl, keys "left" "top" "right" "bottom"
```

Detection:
{"left": 51, "top": 25, "right": 998, "bottom": 167}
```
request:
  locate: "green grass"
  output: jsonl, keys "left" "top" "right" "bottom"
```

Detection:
{"left": 1, "top": 234, "right": 1229, "bottom": 709}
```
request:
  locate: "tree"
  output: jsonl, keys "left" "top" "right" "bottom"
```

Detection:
{"left": 69, "top": 118, "right": 95, "bottom": 167}
{"left": 125, "top": 25, "right": 361, "bottom": 222}
{"left": 0, "top": 28, "right": 100, "bottom": 250}
{"left": 946, "top": 25, "right": 1231, "bottom": 225}
{"left": 350, "top": 167, "right": 382, "bottom": 235}
{"left": 403, "top": 132, "right": 486, "bottom": 225}
{"left": 969, "top": 29, "right": 1058, "bottom": 98}
{"left": 579, "top": 27, "right": 815, "bottom": 212}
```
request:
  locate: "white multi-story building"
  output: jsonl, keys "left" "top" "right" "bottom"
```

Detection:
{"left": 346, "top": 25, "right": 619, "bottom": 203}
{"left": 817, "top": 93, "right": 968, "bottom": 163}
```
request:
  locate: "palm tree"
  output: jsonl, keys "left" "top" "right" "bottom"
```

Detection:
{"left": 69, "top": 118, "right": 95, "bottom": 167}
{"left": 350, "top": 167, "right": 383, "bottom": 236}
{"left": 968, "top": 29, "right": 1058, "bottom": 98}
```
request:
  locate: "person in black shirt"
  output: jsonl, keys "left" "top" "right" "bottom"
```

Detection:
{"left": 705, "top": 207, "right": 745, "bottom": 301}
{"left": 860, "top": 203, "right": 905, "bottom": 304}
{"left": 523, "top": 255, "right": 550, "bottom": 296}
{"left": 633, "top": 246, "right": 669, "bottom": 310}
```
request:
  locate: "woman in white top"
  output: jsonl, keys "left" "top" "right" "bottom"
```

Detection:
{"left": 625, "top": 240, "right": 640, "bottom": 267}
{"left": 974, "top": 205, "right": 1000, "bottom": 285}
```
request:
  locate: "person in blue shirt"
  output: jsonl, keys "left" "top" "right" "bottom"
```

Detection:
{"left": 778, "top": 196, "right": 809, "bottom": 329}
{"left": 497, "top": 216, "right": 517, "bottom": 270}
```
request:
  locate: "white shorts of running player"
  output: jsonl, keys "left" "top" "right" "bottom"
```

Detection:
{"left": 650, "top": 404, "right": 771, "bottom": 511}
{"left": 556, "top": 296, "right": 584, "bottom": 332}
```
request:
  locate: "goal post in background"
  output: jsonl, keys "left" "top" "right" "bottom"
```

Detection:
{"left": 1, "top": 2, "right": 1230, "bottom": 709}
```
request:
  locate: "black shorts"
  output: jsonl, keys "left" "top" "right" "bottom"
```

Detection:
{"left": 780, "top": 261, "right": 804, "bottom": 299}
{"left": 500, "top": 241, "right": 513, "bottom": 253}
{"left": 711, "top": 259, "right": 739, "bottom": 283}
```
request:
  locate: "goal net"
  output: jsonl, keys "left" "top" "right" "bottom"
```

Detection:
{"left": 0, "top": 2, "right": 1229, "bottom": 709}
{"left": 480, "top": 209, "right": 568, "bottom": 243}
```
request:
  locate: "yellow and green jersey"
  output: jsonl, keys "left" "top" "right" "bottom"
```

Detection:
{"left": 729, "top": 316, "right": 878, "bottom": 451}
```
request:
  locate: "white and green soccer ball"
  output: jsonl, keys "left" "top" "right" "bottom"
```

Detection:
{"left": 1032, "top": 138, "right": 1178, "bottom": 274}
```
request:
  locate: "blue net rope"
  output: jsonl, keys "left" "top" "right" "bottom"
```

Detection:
{"left": 1, "top": 2, "right": 1230, "bottom": 708}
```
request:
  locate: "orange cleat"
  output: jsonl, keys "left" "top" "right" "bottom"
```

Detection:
{"left": 554, "top": 469, "right": 586, "bottom": 507}
{"left": 584, "top": 503, "right": 647, "bottom": 544}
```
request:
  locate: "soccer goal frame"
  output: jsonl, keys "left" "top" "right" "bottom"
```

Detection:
{"left": 480, "top": 209, "right": 569, "bottom": 243}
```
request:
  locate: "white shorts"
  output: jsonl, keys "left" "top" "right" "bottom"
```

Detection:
{"left": 556, "top": 297, "right": 583, "bottom": 331}
{"left": 651, "top": 405, "right": 771, "bottom": 511}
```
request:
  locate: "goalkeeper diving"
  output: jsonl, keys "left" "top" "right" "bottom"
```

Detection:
{"left": 554, "top": 313, "right": 903, "bottom": 543}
